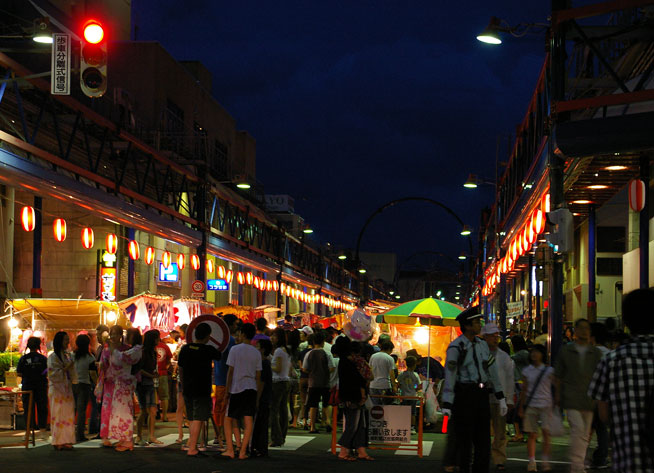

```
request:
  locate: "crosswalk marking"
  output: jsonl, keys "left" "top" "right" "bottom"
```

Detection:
{"left": 269, "top": 435, "right": 315, "bottom": 451}
{"left": 394, "top": 440, "right": 433, "bottom": 456}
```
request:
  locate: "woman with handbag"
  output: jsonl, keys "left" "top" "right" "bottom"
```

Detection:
{"left": 333, "top": 337, "right": 372, "bottom": 461}
{"left": 518, "top": 344, "right": 554, "bottom": 472}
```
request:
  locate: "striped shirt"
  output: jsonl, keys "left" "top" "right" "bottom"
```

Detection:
{"left": 587, "top": 335, "right": 654, "bottom": 473}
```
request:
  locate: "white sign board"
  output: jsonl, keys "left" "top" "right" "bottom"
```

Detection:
{"left": 51, "top": 33, "right": 71, "bottom": 95}
{"left": 507, "top": 301, "right": 524, "bottom": 318}
{"left": 264, "top": 194, "right": 295, "bottom": 213}
{"left": 368, "top": 405, "right": 411, "bottom": 444}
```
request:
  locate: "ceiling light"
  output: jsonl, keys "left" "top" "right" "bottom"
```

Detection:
{"left": 603, "top": 165, "right": 628, "bottom": 171}
{"left": 338, "top": 254, "right": 347, "bottom": 260}
{"left": 236, "top": 182, "right": 251, "bottom": 189}
{"left": 587, "top": 185, "right": 608, "bottom": 190}
{"left": 395, "top": 295, "right": 401, "bottom": 299}
{"left": 358, "top": 268, "right": 366, "bottom": 274}
{"left": 389, "top": 291, "right": 395, "bottom": 295}
{"left": 571, "top": 200, "right": 594, "bottom": 204}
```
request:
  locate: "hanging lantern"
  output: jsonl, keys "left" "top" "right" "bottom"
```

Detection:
{"left": 128, "top": 240, "right": 139, "bottom": 260}
{"left": 53, "top": 218, "right": 67, "bottom": 242}
{"left": 266, "top": 281, "right": 272, "bottom": 291}
{"left": 237, "top": 272, "right": 245, "bottom": 285}
{"left": 191, "top": 254, "right": 200, "bottom": 270}
{"left": 217, "top": 266, "right": 225, "bottom": 279}
{"left": 20, "top": 206, "right": 36, "bottom": 232}
{"left": 106, "top": 233, "right": 118, "bottom": 254}
{"left": 272, "top": 281, "right": 279, "bottom": 292}
{"left": 254, "top": 277, "right": 260, "bottom": 289}
{"left": 81, "top": 227, "right": 94, "bottom": 249}
{"left": 522, "top": 227, "right": 529, "bottom": 253}
{"left": 510, "top": 240, "right": 518, "bottom": 260}
{"left": 532, "top": 209, "right": 545, "bottom": 234}
{"left": 206, "top": 259, "right": 214, "bottom": 273}
{"left": 541, "top": 193, "right": 551, "bottom": 213}
{"left": 145, "top": 246, "right": 155, "bottom": 265}
{"left": 162, "top": 251, "right": 171, "bottom": 268}
{"left": 177, "top": 253, "right": 185, "bottom": 270}
{"left": 246, "top": 272, "right": 253, "bottom": 285}
{"left": 628, "top": 179, "right": 647, "bottom": 212}
{"left": 225, "top": 270, "right": 233, "bottom": 283}
{"left": 285, "top": 285, "right": 291, "bottom": 297}
{"left": 280, "top": 282, "right": 286, "bottom": 294}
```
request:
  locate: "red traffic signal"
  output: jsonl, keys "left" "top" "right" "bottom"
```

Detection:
{"left": 80, "top": 19, "right": 107, "bottom": 98}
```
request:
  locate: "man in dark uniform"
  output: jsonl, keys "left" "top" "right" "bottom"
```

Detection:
{"left": 441, "top": 307, "right": 507, "bottom": 472}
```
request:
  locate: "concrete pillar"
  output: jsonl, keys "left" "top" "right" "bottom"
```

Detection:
{"left": 1, "top": 186, "right": 15, "bottom": 297}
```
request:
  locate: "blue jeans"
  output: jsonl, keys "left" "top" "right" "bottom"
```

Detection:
{"left": 370, "top": 388, "right": 393, "bottom": 405}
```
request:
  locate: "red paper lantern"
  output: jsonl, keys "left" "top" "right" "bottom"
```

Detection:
{"left": 237, "top": 272, "right": 245, "bottom": 285}
{"left": 629, "top": 179, "right": 646, "bottom": 212}
{"left": 532, "top": 209, "right": 545, "bottom": 234}
{"left": 128, "top": 240, "right": 139, "bottom": 260}
{"left": 191, "top": 254, "right": 200, "bottom": 270}
{"left": 286, "top": 286, "right": 291, "bottom": 297}
{"left": 162, "top": 251, "right": 172, "bottom": 268}
{"left": 106, "top": 233, "right": 118, "bottom": 254}
{"left": 21, "top": 206, "right": 36, "bottom": 232}
{"left": 527, "top": 222, "right": 536, "bottom": 245}
{"left": 266, "top": 281, "right": 272, "bottom": 291}
{"left": 254, "top": 277, "right": 260, "bottom": 289}
{"left": 218, "top": 266, "right": 226, "bottom": 279}
{"left": 53, "top": 218, "right": 67, "bottom": 242}
{"left": 145, "top": 246, "right": 155, "bottom": 265}
{"left": 206, "top": 259, "right": 214, "bottom": 273}
{"left": 272, "top": 281, "right": 279, "bottom": 292}
{"left": 280, "top": 282, "right": 286, "bottom": 294}
{"left": 541, "top": 193, "right": 551, "bottom": 213}
{"left": 225, "top": 270, "right": 233, "bottom": 283}
{"left": 246, "top": 272, "right": 253, "bottom": 285}
{"left": 81, "top": 227, "right": 94, "bottom": 249}
{"left": 177, "top": 253, "right": 185, "bottom": 270}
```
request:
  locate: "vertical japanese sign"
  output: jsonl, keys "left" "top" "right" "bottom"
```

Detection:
{"left": 99, "top": 250, "right": 117, "bottom": 302}
{"left": 51, "top": 33, "right": 70, "bottom": 95}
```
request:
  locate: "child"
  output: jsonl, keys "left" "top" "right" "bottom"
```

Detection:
{"left": 397, "top": 355, "right": 421, "bottom": 431}
{"left": 518, "top": 344, "right": 553, "bottom": 472}
{"left": 251, "top": 338, "right": 273, "bottom": 457}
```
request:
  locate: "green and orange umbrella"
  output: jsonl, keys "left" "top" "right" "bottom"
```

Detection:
{"left": 376, "top": 297, "right": 464, "bottom": 327}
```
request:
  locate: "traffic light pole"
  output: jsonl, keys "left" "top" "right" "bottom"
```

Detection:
{"left": 548, "top": 0, "right": 570, "bottom": 364}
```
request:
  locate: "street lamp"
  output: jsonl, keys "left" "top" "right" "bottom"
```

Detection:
{"left": 303, "top": 227, "right": 314, "bottom": 234}
{"left": 458, "top": 252, "right": 467, "bottom": 260}
{"left": 460, "top": 225, "right": 472, "bottom": 236}
{"left": 32, "top": 18, "right": 53, "bottom": 44}
{"left": 476, "top": 16, "right": 549, "bottom": 45}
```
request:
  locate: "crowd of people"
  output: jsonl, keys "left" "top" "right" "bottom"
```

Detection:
{"left": 12, "top": 287, "right": 654, "bottom": 470}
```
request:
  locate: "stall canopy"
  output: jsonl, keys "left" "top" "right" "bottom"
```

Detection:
{"left": 6, "top": 298, "right": 125, "bottom": 332}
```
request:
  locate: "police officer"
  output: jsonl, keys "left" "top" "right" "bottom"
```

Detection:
{"left": 441, "top": 307, "right": 507, "bottom": 472}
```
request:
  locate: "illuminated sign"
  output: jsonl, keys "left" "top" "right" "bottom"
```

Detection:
{"left": 100, "top": 267, "right": 117, "bottom": 302}
{"left": 207, "top": 279, "right": 229, "bottom": 291}
{"left": 101, "top": 250, "right": 117, "bottom": 268}
{"left": 159, "top": 262, "right": 179, "bottom": 282}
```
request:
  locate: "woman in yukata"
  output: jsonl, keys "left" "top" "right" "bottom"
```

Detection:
{"left": 48, "top": 331, "right": 77, "bottom": 450}
{"left": 99, "top": 325, "right": 143, "bottom": 451}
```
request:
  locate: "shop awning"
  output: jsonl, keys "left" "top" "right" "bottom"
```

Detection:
{"left": 6, "top": 299, "right": 125, "bottom": 331}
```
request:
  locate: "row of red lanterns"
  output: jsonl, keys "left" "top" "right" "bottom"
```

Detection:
{"left": 20, "top": 207, "right": 355, "bottom": 309}
{"left": 482, "top": 194, "right": 549, "bottom": 297}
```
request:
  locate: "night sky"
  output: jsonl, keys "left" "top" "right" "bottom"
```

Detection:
{"left": 131, "top": 0, "right": 551, "bottom": 269}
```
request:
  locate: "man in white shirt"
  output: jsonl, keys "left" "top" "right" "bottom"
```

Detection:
{"left": 369, "top": 340, "right": 396, "bottom": 405}
{"left": 482, "top": 322, "right": 514, "bottom": 471}
{"left": 223, "top": 323, "right": 262, "bottom": 460}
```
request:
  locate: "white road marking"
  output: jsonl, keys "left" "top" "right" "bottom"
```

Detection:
{"left": 269, "top": 435, "right": 315, "bottom": 451}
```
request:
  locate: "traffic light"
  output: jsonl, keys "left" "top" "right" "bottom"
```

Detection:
{"left": 546, "top": 208, "right": 574, "bottom": 253}
{"left": 80, "top": 20, "right": 107, "bottom": 98}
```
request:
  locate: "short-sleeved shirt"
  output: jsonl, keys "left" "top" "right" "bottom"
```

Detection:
{"left": 302, "top": 348, "right": 331, "bottom": 388}
{"left": 178, "top": 343, "right": 221, "bottom": 398}
{"left": 369, "top": 351, "right": 395, "bottom": 389}
{"left": 298, "top": 347, "right": 311, "bottom": 379}
{"left": 272, "top": 347, "right": 291, "bottom": 382}
{"left": 226, "top": 342, "right": 262, "bottom": 394}
{"left": 156, "top": 342, "right": 173, "bottom": 376}
{"left": 16, "top": 352, "right": 48, "bottom": 388}
{"left": 522, "top": 365, "right": 554, "bottom": 408}
{"left": 74, "top": 353, "right": 97, "bottom": 384}
{"left": 214, "top": 335, "right": 236, "bottom": 386}
{"left": 398, "top": 370, "right": 420, "bottom": 397}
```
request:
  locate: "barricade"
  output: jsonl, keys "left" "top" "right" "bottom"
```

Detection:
{"left": 330, "top": 394, "right": 424, "bottom": 457}
{"left": 0, "top": 390, "right": 35, "bottom": 448}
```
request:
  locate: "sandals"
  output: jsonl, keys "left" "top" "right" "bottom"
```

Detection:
{"left": 357, "top": 455, "right": 375, "bottom": 461}
{"left": 338, "top": 455, "right": 357, "bottom": 461}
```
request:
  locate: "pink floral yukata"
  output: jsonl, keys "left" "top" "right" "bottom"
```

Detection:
{"left": 99, "top": 344, "right": 142, "bottom": 446}
{"left": 47, "top": 351, "right": 76, "bottom": 446}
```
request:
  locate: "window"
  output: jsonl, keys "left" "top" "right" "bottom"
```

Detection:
{"left": 193, "top": 122, "right": 208, "bottom": 161}
{"left": 597, "top": 226, "right": 625, "bottom": 253}
{"left": 597, "top": 257, "right": 622, "bottom": 276}
{"left": 210, "top": 140, "right": 230, "bottom": 180}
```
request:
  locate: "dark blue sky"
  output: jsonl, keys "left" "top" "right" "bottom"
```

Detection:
{"left": 132, "top": 0, "right": 551, "bottom": 268}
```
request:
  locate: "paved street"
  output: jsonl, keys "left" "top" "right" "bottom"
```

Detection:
{"left": 1, "top": 423, "right": 580, "bottom": 472}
